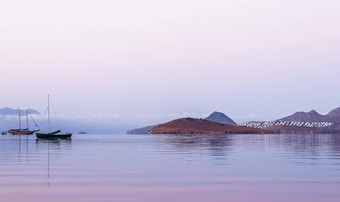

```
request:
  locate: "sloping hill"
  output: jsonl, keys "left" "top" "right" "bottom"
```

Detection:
{"left": 327, "top": 107, "right": 340, "bottom": 117}
{"left": 324, "top": 107, "right": 340, "bottom": 122}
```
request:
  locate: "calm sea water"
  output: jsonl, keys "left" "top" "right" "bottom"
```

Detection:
{"left": 0, "top": 134, "right": 339, "bottom": 202}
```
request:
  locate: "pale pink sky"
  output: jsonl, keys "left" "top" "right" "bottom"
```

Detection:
{"left": 1, "top": 0, "right": 339, "bottom": 125}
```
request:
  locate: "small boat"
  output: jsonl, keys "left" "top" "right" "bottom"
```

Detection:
{"left": 8, "top": 108, "right": 39, "bottom": 135}
{"left": 1, "top": 131, "right": 7, "bottom": 135}
{"left": 36, "top": 95, "right": 72, "bottom": 139}
{"left": 8, "top": 128, "right": 38, "bottom": 135}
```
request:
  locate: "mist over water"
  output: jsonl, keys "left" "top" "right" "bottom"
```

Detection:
{"left": 1, "top": 133, "right": 339, "bottom": 202}
{"left": 0, "top": 114, "right": 134, "bottom": 134}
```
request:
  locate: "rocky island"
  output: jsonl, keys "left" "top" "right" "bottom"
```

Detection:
{"left": 147, "top": 118, "right": 274, "bottom": 135}
{"left": 127, "top": 111, "right": 238, "bottom": 134}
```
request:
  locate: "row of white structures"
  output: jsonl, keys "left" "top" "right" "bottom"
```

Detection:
{"left": 238, "top": 121, "right": 334, "bottom": 129}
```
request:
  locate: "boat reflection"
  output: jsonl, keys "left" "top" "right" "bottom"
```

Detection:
{"left": 35, "top": 138, "right": 72, "bottom": 186}
{"left": 35, "top": 138, "right": 72, "bottom": 152}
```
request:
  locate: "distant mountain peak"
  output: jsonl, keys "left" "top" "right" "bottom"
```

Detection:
{"left": 204, "top": 111, "right": 236, "bottom": 125}
{"left": 308, "top": 110, "right": 320, "bottom": 115}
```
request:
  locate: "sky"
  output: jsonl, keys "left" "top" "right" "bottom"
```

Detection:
{"left": 0, "top": 0, "right": 339, "bottom": 129}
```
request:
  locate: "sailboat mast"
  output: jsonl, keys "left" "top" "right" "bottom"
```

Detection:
{"left": 26, "top": 110, "right": 29, "bottom": 129}
{"left": 18, "top": 107, "right": 21, "bottom": 129}
{"left": 48, "top": 95, "right": 50, "bottom": 133}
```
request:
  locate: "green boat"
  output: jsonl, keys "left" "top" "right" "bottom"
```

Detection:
{"left": 36, "top": 95, "right": 72, "bottom": 139}
{"left": 36, "top": 130, "right": 72, "bottom": 139}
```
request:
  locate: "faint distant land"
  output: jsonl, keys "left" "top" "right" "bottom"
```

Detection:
{"left": 239, "top": 107, "right": 340, "bottom": 134}
{"left": 148, "top": 118, "right": 274, "bottom": 135}
{"left": 0, "top": 107, "right": 40, "bottom": 115}
{"left": 204, "top": 111, "right": 237, "bottom": 125}
{"left": 126, "top": 125, "right": 156, "bottom": 134}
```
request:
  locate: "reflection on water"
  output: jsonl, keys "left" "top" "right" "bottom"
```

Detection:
{"left": 156, "top": 135, "right": 234, "bottom": 163}
{"left": 34, "top": 139, "right": 72, "bottom": 187}
{"left": 0, "top": 134, "right": 340, "bottom": 202}
{"left": 35, "top": 138, "right": 72, "bottom": 153}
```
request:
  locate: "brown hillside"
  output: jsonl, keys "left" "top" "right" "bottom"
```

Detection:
{"left": 148, "top": 118, "right": 274, "bottom": 134}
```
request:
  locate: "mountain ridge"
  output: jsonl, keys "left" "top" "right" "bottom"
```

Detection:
{"left": 277, "top": 110, "right": 323, "bottom": 122}
{"left": 277, "top": 107, "right": 340, "bottom": 123}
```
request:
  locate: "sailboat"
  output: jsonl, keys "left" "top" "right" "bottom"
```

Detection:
{"left": 36, "top": 95, "right": 72, "bottom": 139}
{"left": 8, "top": 108, "right": 40, "bottom": 135}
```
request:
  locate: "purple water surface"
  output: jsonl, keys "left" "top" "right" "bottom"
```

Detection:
{"left": 0, "top": 134, "right": 339, "bottom": 202}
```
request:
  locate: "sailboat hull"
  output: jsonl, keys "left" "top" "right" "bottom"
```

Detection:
{"left": 36, "top": 133, "right": 72, "bottom": 139}
{"left": 8, "top": 129, "right": 37, "bottom": 135}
